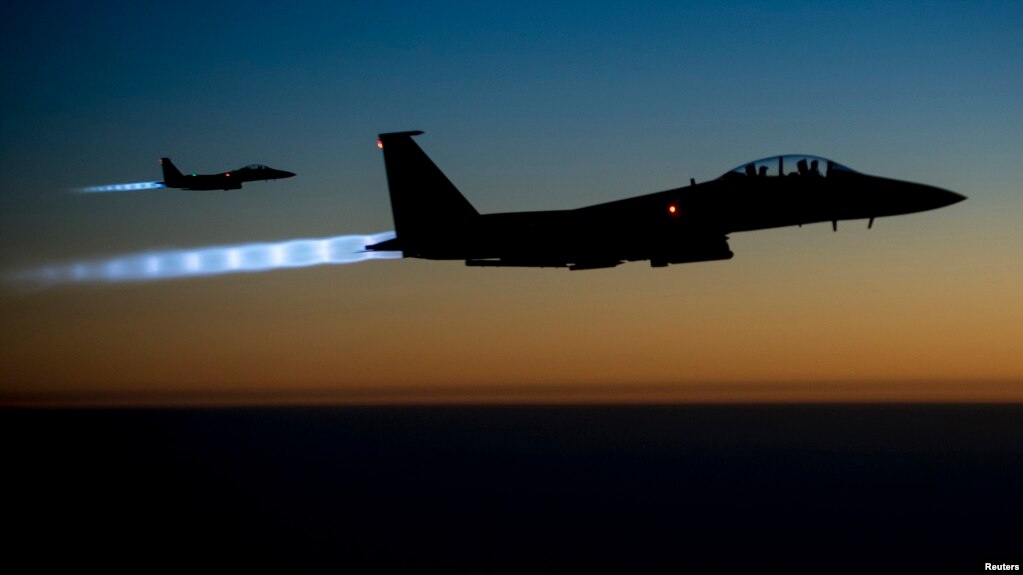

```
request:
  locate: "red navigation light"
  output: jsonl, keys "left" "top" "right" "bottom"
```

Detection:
{"left": 668, "top": 203, "right": 679, "bottom": 216}
{"left": 377, "top": 139, "right": 384, "bottom": 149}
{"left": 226, "top": 172, "right": 231, "bottom": 177}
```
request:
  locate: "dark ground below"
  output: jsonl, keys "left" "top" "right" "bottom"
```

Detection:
{"left": 5, "top": 405, "right": 1021, "bottom": 572}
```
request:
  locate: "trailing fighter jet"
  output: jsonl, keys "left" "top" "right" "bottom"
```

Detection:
{"left": 159, "top": 158, "right": 295, "bottom": 191}
{"left": 367, "top": 131, "right": 965, "bottom": 270}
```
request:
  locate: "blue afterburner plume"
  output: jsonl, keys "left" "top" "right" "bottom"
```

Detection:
{"left": 77, "top": 181, "right": 167, "bottom": 193}
{"left": 10, "top": 231, "right": 401, "bottom": 285}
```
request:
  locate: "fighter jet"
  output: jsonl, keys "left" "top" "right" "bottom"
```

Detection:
{"left": 367, "top": 131, "right": 965, "bottom": 270}
{"left": 159, "top": 158, "right": 295, "bottom": 191}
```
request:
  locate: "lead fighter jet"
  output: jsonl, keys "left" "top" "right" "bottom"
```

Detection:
{"left": 159, "top": 158, "right": 295, "bottom": 191}
{"left": 368, "top": 131, "right": 965, "bottom": 270}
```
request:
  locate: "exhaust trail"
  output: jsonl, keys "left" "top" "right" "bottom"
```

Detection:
{"left": 77, "top": 181, "right": 167, "bottom": 193}
{"left": 9, "top": 231, "right": 401, "bottom": 286}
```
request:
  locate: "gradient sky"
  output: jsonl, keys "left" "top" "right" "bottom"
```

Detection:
{"left": 2, "top": 1, "right": 1021, "bottom": 405}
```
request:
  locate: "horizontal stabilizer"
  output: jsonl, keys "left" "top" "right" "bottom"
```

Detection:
{"left": 465, "top": 259, "right": 623, "bottom": 270}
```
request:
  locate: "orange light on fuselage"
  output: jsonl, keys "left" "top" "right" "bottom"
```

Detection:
{"left": 668, "top": 204, "right": 679, "bottom": 216}
{"left": 377, "top": 139, "right": 384, "bottom": 149}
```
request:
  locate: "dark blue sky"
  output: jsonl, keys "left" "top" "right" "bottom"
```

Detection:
{"left": 2, "top": 1, "right": 1022, "bottom": 403}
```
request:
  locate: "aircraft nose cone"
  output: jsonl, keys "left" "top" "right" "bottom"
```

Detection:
{"left": 932, "top": 187, "right": 966, "bottom": 208}
{"left": 279, "top": 170, "right": 296, "bottom": 178}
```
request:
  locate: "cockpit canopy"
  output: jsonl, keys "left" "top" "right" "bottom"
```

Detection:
{"left": 723, "top": 155, "right": 857, "bottom": 179}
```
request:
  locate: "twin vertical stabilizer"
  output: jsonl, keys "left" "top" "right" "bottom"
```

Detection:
{"left": 159, "top": 157, "right": 184, "bottom": 187}
{"left": 372, "top": 131, "right": 479, "bottom": 256}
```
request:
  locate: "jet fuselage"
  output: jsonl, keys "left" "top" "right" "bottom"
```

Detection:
{"left": 370, "top": 132, "right": 965, "bottom": 270}
{"left": 159, "top": 158, "right": 295, "bottom": 191}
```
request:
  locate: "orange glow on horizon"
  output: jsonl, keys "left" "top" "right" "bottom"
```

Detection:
{"left": 3, "top": 203, "right": 1020, "bottom": 407}
{"left": 4, "top": 380, "right": 1023, "bottom": 408}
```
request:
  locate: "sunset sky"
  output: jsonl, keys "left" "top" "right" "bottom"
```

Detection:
{"left": 2, "top": 1, "right": 1021, "bottom": 405}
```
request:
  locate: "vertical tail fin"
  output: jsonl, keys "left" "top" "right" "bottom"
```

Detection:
{"left": 159, "top": 158, "right": 183, "bottom": 186}
{"left": 376, "top": 131, "right": 478, "bottom": 257}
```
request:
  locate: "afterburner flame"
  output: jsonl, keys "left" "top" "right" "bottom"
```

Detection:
{"left": 10, "top": 231, "right": 401, "bottom": 285}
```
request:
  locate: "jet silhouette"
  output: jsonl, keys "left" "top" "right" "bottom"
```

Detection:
{"left": 159, "top": 158, "right": 295, "bottom": 191}
{"left": 368, "top": 131, "right": 965, "bottom": 270}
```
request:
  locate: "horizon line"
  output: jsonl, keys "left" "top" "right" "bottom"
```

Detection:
{"left": 4, "top": 380, "right": 1022, "bottom": 409}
